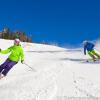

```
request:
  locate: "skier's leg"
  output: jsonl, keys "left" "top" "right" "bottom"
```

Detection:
{"left": 2, "top": 60, "right": 17, "bottom": 76}
{"left": 88, "top": 51, "right": 96, "bottom": 61}
{"left": 0, "top": 59, "right": 10, "bottom": 74}
{"left": 91, "top": 50, "right": 100, "bottom": 59}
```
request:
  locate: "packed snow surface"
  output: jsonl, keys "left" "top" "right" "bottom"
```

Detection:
{"left": 0, "top": 39, "right": 100, "bottom": 100}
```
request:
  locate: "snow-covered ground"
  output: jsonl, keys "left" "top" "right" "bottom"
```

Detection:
{"left": 0, "top": 39, "right": 100, "bottom": 100}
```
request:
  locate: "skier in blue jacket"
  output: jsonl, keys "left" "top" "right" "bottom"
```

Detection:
{"left": 83, "top": 40, "right": 100, "bottom": 61}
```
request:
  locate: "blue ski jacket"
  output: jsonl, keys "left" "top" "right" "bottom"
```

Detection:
{"left": 84, "top": 42, "right": 94, "bottom": 55}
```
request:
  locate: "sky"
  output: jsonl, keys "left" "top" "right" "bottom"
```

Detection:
{"left": 0, "top": 0, "right": 100, "bottom": 47}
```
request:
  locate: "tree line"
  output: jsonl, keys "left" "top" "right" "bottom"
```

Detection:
{"left": 0, "top": 28, "right": 32, "bottom": 42}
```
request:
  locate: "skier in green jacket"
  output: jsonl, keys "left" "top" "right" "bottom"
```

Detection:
{"left": 0, "top": 39, "right": 24, "bottom": 79}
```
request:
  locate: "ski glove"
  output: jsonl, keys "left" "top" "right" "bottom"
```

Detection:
{"left": 84, "top": 53, "right": 86, "bottom": 55}
{"left": 21, "top": 60, "right": 24, "bottom": 64}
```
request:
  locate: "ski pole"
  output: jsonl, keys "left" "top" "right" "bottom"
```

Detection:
{"left": 23, "top": 62, "right": 36, "bottom": 72}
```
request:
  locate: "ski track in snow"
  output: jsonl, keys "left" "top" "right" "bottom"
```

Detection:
{"left": 0, "top": 56, "right": 64, "bottom": 100}
{"left": 54, "top": 60, "right": 100, "bottom": 100}
{"left": 73, "top": 76, "right": 100, "bottom": 98}
{"left": 0, "top": 66, "right": 58, "bottom": 100}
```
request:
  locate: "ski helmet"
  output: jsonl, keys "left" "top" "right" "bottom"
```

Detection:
{"left": 14, "top": 38, "right": 20, "bottom": 44}
{"left": 83, "top": 40, "right": 88, "bottom": 45}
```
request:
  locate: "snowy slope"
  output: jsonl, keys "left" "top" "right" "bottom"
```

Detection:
{"left": 0, "top": 39, "right": 100, "bottom": 100}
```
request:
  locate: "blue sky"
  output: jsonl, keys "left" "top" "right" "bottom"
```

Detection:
{"left": 0, "top": 0, "right": 100, "bottom": 47}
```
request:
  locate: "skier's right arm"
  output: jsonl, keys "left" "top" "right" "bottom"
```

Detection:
{"left": 0, "top": 47, "right": 12, "bottom": 54}
{"left": 84, "top": 46, "right": 87, "bottom": 55}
